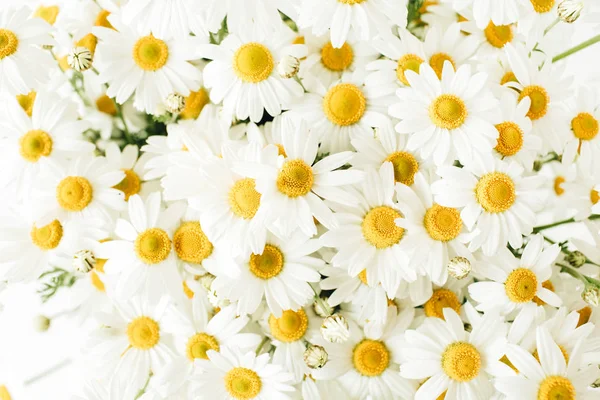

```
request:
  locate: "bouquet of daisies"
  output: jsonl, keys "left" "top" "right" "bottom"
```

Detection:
{"left": 1, "top": 0, "right": 600, "bottom": 399}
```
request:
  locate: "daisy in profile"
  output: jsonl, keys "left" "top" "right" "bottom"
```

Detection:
{"left": 121, "top": 0, "right": 204, "bottom": 39}
{"left": 0, "top": 91, "right": 94, "bottom": 196}
{"left": 431, "top": 156, "right": 545, "bottom": 255}
{"left": 562, "top": 87, "right": 600, "bottom": 167}
{"left": 212, "top": 231, "right": 323, "bottom": 317}
{"left": 93, "top": 15, "right": 203, "bottom": 114}
{"left": 199, "top": 26, "right": 306, "bottom": 123}
{"left": 297, "top": 0, "right": 408, "bottom": 49}
{"left": 390, "top": 62, "right": 500, "bottom": 167}
{"left": 192, "top": 347, "right": 295, "bottom": 400}
{"left": 0, "top": 7, "right": 54, "bottom": 95}
{"left": 401, "top": 308, "right": 509, "bottom": 400}
{"left": 422, "top": 23, "right": 479, "bottom": 79}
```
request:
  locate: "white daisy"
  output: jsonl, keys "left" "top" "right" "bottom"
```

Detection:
{"left": 563, "top": 152, "right": 600, "bottom": 219}
{"left": 445, "top": 0, "right": 524, "bottom": 28}
{"left": 562, "top": 86, "right": 600, "bottom": 168}
{"left": 422, "top": 23, "right": 479, "bottom": 80}
{"left": 461, "top": 19, "right": 523, "bottom": 58}
{"left": 105, "top": 143, "right": 155, "bottom": 201}
{"left": 539, "top": 160, "right": 577, "bottom": 220}
{"left": 121, "top": 0, "right": 205, "bottom": 39}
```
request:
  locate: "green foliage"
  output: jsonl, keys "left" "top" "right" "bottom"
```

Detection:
{"left": 37, "top": 267, "right": 77, "bottom": 302}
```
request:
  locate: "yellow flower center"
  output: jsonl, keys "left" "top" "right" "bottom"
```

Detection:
{"left": 276, "top": 159, "right": 314, "bottom": 198}
{"left": 133, "top": 35, "right": 169, "bottom": 71}
{"left": 180, "top": 89, "right": 210, "bottom": 120}
{"left": 554, "top": 176, "right": 565, "bottom": 196}
{"left": 56, "top": 176, "right": 93, "bottom": 212}
{"left": 323, "top": 83, "right": 367, "bottom": 126}
{"left": 0, "top": 385, "right": 11, "bottom": 400}
{"left": 224, "top": 367, "right": 262, "bottom": 400}
{"left": 30, "top": 220, "right": 63, "bottom": 250}
{"left": 186, "top": 332, "right": 220, "bottom": 360}
{"left": 441, "top": 342, "right": 481, "bottom": 382}
{"left": 424, "top": 204, "right": 463, "bottom": 242}
{"left": 249, "top": 244, "right": 284, "bottom": 279}
{"left": 34, "top": 6, "right": 60, "bottom": 25}
{"left": 429, "top": 94, "right": 467, "bottom": 130}
{"left": 530, "top": 0, "right": 556, "bottom": 14}
{"left": 358, "top": 269, "right": 368, "bottom": 285}
{"left": 591, "top": 189, "right": 600, "bottom": 205}
{"left": 268, "top": 309, "right": 308, "bottom": 343}
{"left": 134, "top": 228, "right": 172, "bottom": 264}
{"left": 577, "top": 306, "right": 592, "bottom": 327}
{"left": 229, "top": 178, "right": 262, "bottom": 219}
{"left": 321, "top": 42, "right": 354, "bottom": 72}
{"left": 424, "top": 289, "right": 461, "bottom": 320}
{"left": 505, "top": 268, "right": 538, "bottom": 303}
{"left": 95, "top": 94, "right": 117, "bottom": 116}
{"left": 19, "top": 130, "right": 53, "bottom": 162}
{"left": 127, "top": 316, "right": 160, "bottom": 350}
{"left": 537, "top": 376, "right": 575, "bottom": 400}
{"left": 16, "top": 92, "right": 36, "bottom": 117}
{"left": 533, "top": 280, "right": 555, "bottom": 306}
{"left": 501, "top": 71, "right": 518, "bottom": 86}
{"left": 173, "top": 221, "right": 213, "bottom": 264}
{"left": 475, "top": 172, "right": 516, "bottom": 213}
{"left": 113, "top": 169, "right": 141, "bottom": 201}
{"left": 571, "top": 112, "right": 599, "bottom": 141}
{"left": 95, "top": 10, "right": 114, "bottom": 29}
{"left": 77, "top": 33, "right": 98, "bottom": 54}
{"left": 352, "top": 340, "right": 390, "bottom": 377}
{"left": 362, "top": 206, "right": 405, "bottom": 249}
{"left": 396, "top": 54, "right": 424, "bottom": 86}
{"left": 90, "top": 271, "right": 105, "bottom": 292}
{"left": 384, "top": 151, "right": 419, "bottom": 185}
{"left": 429, "top": 53, "right": 455, "bottom": 79}
{"left": 484, "top": 23, "right": 514, "bottom": 48}
{"left": 233, "top": 43, "right": 274, "bottom": 83}
{"left": 495, "top": 122, "right": 524, "bottom": 156}
{"left": 519, "top": 85, "right": 549, "bottom": 121}
{"left": 0, "top": 29, "right": 18, "bottom": 60}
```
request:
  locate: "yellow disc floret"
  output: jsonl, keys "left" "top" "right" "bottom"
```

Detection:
{"left": 134, "top": 228, "right": 172, "bottom": 264}
{"left": 429, "top": 94, "right": 467, "bottom": 130}
{"left": 571, "top": 112, "right": 599, "bottom": 141}
{"left": 30, "top": 220, "right": 63, "bottom": 250}
{"left": 127, "top": 316, "right": 160, "bottom": 350}
{"left": 34, "top": 6, "right": 59, "bottom": 25}
{"left": 113, "top": 169, "right": 141, "bottom": 200}
{"left": 96, "top": 94, "right": 117, "bottom": 116}
{"left": 173, "top": 221, "right": 213, "bottom": 264}
{"left": 268, "top": 309, "right": 308, "bottom": 343}
{"left": 424, "top": 289, "right": 461, "bottom": 320}
{"left": 352, "top": 340, "right": 390, "bottom": 377}
{"left": 484, "top": 23, "right": 514, "bottom": 48}
{"left": 321, "top": 42, "right": 354, "bottom": 72}
{"left": 323, "top": 83, "right": 367, "bottom": 126}
{"left": 0, "top": 29, "right": 18, "bottom": 60}
{"left": 249, "top": 244, "right": 284, "bottom": 279}
{"left": 19, "top": 130, "right": 53, "bottom": 162}
{"left": 495, "top": 122, "right": 524, "bottom": 156}
{"left": 441, "top": 342, "right": 481, "bottom": 382}
{"left": 180, "top": 89, "right": 210, "bottom": 120}
{"left": 505, "top": 268, "right": 538, "bottom": 303}
{"left": 537, "top": 376, "right": 575, "bottom": 400}
{"left": 16, "top": 91, "right": 36, "bottom": 117}
{"left": 519, "top": 85, "right": 549, "bottom": 121}
{"left": 233, "top": 43, "right": 274, "bottom": 83}
{"left": 475, "top": 172, "right": 516, "bottom": 213}
{"left": 384, "top": 151, "right": 419, "bottom": 185}
{"left": 224, "top": 367, "right": 262, "bottom": 399}
{"left": 276, "top": 160, "right": 314, "bottom": 198}
{"left": 133, "top": 35, "right": 169, "bottom": 71}
{"left": 56, "top": 176, "right": 93, "bottom": 212}
{"left": 186, "top": 332, "right": 220, "bottom": 360}
{"left": 424, "top": 204, "right": 462, "bottom": 242}
{"left": 229, "top": 178, "right": 262, "bottom": 219}
{"left": 429, "top": 53, "right": 455, "bottom": 79}
{"left": 396, "top": 54, "right": 424, "bottom": 86}
{"left": 530, "top": 0, "right": 556, "bottom": 14}
{"left": 362, "top": 206, "right": 405, "bottom": 249}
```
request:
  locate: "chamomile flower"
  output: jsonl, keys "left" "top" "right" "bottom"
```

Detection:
{"left": 562, "top": 87, "right": 600, "bottom": 167}
{"left": 461, "top": 20, "right": 522, "bottom": 58}
{"left": 432, "top": 156, "right": 545, "bottom": 255}
{"left": 93, "top": 15, "right": 203, "bottom": 114}
{"left": 121, "top": 0, "right": 204, "bottom": 39}
{"left": 539, "top": 161, "right": 577, "bottom": 220}
{"left": 446, "top": 0, "right": 524, "bottom": 28}
{"left": 390, "top": 62, "right": 501, "bottom": 167}
{"left": 422, "top": 23, "right": 479, "bottom": 79}
{"left": 563, "top": 152, "right": 600, "bottom": 219}
{"left": 105, "top": 143, "right": 154, "bottom": 201}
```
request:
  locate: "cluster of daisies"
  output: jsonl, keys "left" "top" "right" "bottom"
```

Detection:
{"left": 2, "top": 0, "right": 600, "bottom": 399}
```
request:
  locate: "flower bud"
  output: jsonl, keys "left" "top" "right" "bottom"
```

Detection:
{"left": 304, "top": 344, "right": 328, "bottom": 369}
{"left": 33, "top": 315, "right": 51, "bottom": 332}
{"left": 200, "top": 273, "right": 216, "bottom": 291}
{"left": 73, "top": 249, "right": 96, "bottom": 273}
{"left": 164, "top": 93, "right": 186, "bottom": 114}
{"left": 320, "top": 314, "right": 350, "bottom": 343}
{"left": 582, "top": 286, "right": 600, "bottom": 307}
{"left": 313, "top": 297, "right": 333, "bottom": 318}
{"left": 447, "top": 256, "right": 471, "bottom": 280}
{"left": 558, "top": 0, "right": 583, "bottom": 23}
{"left": 565, "top": 251, "right": 586, "bottom": 268}
{"left": 277, "top": 55, "right": 300, "bottom": 79}
{"left": 67, "top": 46, "right": 93, "bottom": 72}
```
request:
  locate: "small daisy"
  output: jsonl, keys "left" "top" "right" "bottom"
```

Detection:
{"left": 539, "top": 161, "right": 577, "bottom": 220}
{"left": 192, "top": 346, "right": 295, "bottom": 400}
{"left": 431, "top": 156, "right": 545, "bottom": 255}
{"left": 390, "top": 62, "right": 501, "bottom": 167}
{"left": 562, "top": 87, "right": 600, "bottom": 167}
{"left": 105, "top": 143, "right": 154, "bottom": 201}
{"left": 461, "top": 20, "right": 522, "bottom": 58}
{"left": 121, "top": 0, "right": 204, "bottom": 39}
{"left": 417, "top": 277, "right": 472, "bottom": 320}
{"left": 563, "top": 152, "right": 600, "bottom": 219}
{"left": 422, "top": 23, "right": 479, "bottom": 79}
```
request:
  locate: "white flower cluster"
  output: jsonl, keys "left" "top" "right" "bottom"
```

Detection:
{"left": 1, "top": 0, "right": 600, "bottom": 399}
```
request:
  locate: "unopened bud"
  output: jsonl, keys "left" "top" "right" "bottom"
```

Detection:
{"left": 558, "top": 0, "right": 583, "bottom": 23}
{"left": 200, "top": 273, "right": 216, "bottom": 291}
{"left": 565, "top": 251, "right": 587, "bottom": 268}
{"left": 320, "top": 314, "right": 350, "bottom": 343}
{"left": 447, "top": 256, "right": 471, "bottom": 280}
{"left": 277, "top": 55, "right": 300, "bottom": 79}
{"left": 303, "top": 344, "right": 328, "bottom": 369}
{"left": 73, "top": 249, "right": 96, "bottom": 273}
{"left": 67, "top": 46, "right": 93, "bottom": 72}
{"left": 33, "top": 315, "right": 51, "bottom": 332}
{"left": 582, "top": 286, "right": 600, "bottom": 307}
{"left": 312, "top": 297, "right": 333, "bottom": 318}
{"left": 164, "top": 93, "right": 186, "bottom": 114}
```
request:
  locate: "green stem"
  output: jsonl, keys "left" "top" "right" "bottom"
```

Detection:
{"left": 255, "top": 336, "right": 270, "bottom": 355}
{"left": 557, "top": 263, "right": 588, "bottom": 283}
{"left": 544, "top": 18, "right": 561, "bottom": 36}
{"left": 134, "top": 373, "right": 152, "bottom": 400}
{"left": 309, "top": 283, "right": 332, "bottom": 316}
{"left": 533, "top": 218, "right": 576, "bottom": 233}
{"left": 553, "top": 34, "right": 600, "bottom": 63}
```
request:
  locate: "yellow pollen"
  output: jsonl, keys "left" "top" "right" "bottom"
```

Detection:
{"left": 352, "top": 340, "right": 390, "bottom": 377}
{"left": 229, "top": 178, "right": 261, "bottom": 219}
{"left": 77, "top": 33, "right": 98, "bottom": 54}
{"left": 396, "top": 53, "right": 424, "bottom": 86}
{"left": 429, "top": 53, "right": 455, "bottom": 79}
{"left": 484, "top": 23, "right": 514, "bottom": 48}
{"left": 133, "top": 35, "right": 169, "bottom": 71}
{"left": 384, "top": 151, "right": 419, "bottom": 185}
{"left": 530, "top": 0, "right": 556, "bottom": 14}
{"left": 362, "top": 206, "right": 405, "bottom": 249}
{"left": 127, "top": 316, "right": 160, "bottom": 350}
{"left": 276, "top": 159, "right": 314, "bottom": 198}
{"left": 233, "top": 42, "right": 274, "bottom": 83}
{"left": 475, "top": 172, "right": 516, "bottom": 213}
{"left": 56, "top": 176, "right": 93, "bottom": 212}
{"left": 0, "top": 29, "right": 19, "bottom": 60}
{"left": 224, "top": 367, "right": 262, "bottom": 399}
{"left": 323, "top": 83, "right": 366, "bottom": 126}
{"left": 34, "top": 6, "right": 60, "bottom": 25}
{"left": 495, "top": 122, "right": 524, "bottom": 156}
{"left": 268, "top": 309, "right": 308, "bottom": 343}
{"left": 505, "top": 268, "right": 538, "bottom": 303}
{"left": 441, "top": 342, "right": 481, "bottom": 382}
{"left": 429, "top": 94, "right": 467, "bottom": 130}
{"left": 173, "top": 221, "right": 213, "bottom": 264}
{"left": 180, "top": 89, "right": 210, "bottom": 120}
{"left": 424, "top": 204, "right": 462, "bottom": 242}
{"left": 19, "top": 130, "right": 53, "bottom": 162}
{"left": 321, "top": 42, "right": 354, "bottom": 72}
{"left": 186, "top": 332, "right": 220, "bottom": 360}
{"left": 519, "top": 85, "right": 549, "bottom": 121}
{"left": 134, "top": 228, "right": 172, "bottom": 264}
{"left": 183, "top": 281, "right": 194, "bottom": 299}
{"left": 537, "top": 376, "right": 575, "bottom": 400}
{"left": 424, "top": 289, "right": 461, "bottom": 319}
{"left": 96, "top": 94, "right": 117, "bottom": 116}
{"left": 0, "top": 385, "right": 11, "bottom": 400}
{"left": 501, "top": 71, "right": 518, "bottom": 86}
{"left": 16, "top": 92, "right": 36, "bottom": 117}
{"left": 249, "top": 244, "right": 284, "bottom": 279}
{"left": 571, "top": 112, "right": 599, "bottom": 141}
{"left": 591, "top": 189, "right": 599, "bottom": 205}
{"left": 577, "top": 306, "right": 592, "bottom": 327}
{"left": 553, "top": 176, "right": 565, "bottom": 196}
{"left": 113, "top": 169, "right": 141, "bottom": 201}
{"left": 358, "top": 269, "right": 368, "bottom": 285}
{"left": 30, "top": 220, "right": 63, "bottom": 250}
{"left": 95, "top": 10, "right": 114, "bottom": 29}
{"left": 533, "top": 280, "right": 555, "bottom": 306}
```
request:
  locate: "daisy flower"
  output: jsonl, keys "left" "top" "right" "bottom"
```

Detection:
{"left": 420, "top": 1, "right": 463, "bottom": 29}
{"left": 461, "top": 19, "right": 523, "bottom": 58}
{"left": 417, "top": 277, "right": 472, "bottom": 320}
{"left": 192, "top": 347, "right": 295, "bottom": 400}
{"left": 390, "top": 62, "right": 501, "bottom": 167}
{"left": 563, "top": 152, "right": 600, "bottom": 219}
{"left": 212, "top": 230, "right": 323, "bottom": 317}
{"left": 539, "top": 161, "right": 577, "bottom": 220}
{"left": 0, "top": 7, "right": 54, "bottom": 95}
{"left": 105, "top": 143, "right": 154, "bottom": 201}
{"left": 468, "top": 234, "right": 562, "bottom": 320}
{"left": 93, "top": 15, "right": 203, "bottom": 114}
{"left": 297, "top": 0, "right": 408, "bottom": 49}
{"left": 562, "top": 86, "right": 600, "bottom": 167}
{"left": 446, "top": 0, "right": 523, "bottom": 28}
{"left": 431, "top": 156, "right": 545, "bottom": 255}
{"left": 401, "top": 308, "right": 509, "bottom": 400}
{"left": 422, "top": 23, "right": 479, "bottom": 80}
{"left": 121, "top": 0, "right": 204, "bottom": 39}
{"left": 199, "top": 27, "right": 306, "bottom": 123}
{"left": 0, "top": 91, "right": 94, "bottom": 196}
